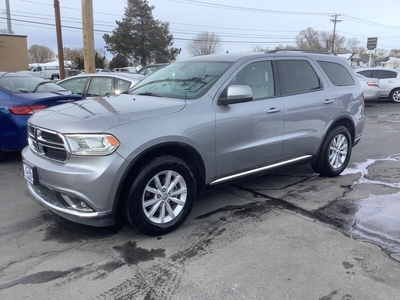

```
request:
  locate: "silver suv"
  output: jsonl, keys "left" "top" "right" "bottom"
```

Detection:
{"left": 22, "top": 51, "right": 365, "bottom": 236}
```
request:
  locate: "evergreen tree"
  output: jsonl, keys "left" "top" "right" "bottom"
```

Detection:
{"left": 103, "top": 0, "right": 180, "bottom": 66}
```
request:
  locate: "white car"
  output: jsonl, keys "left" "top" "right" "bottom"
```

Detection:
{"left": 57, "top": 73, "right": 144, "bottom": 98}
{"left": 356, "top": 68, "right": 400, "bottom": 103}
{"left": 356, "top": 74, "right": 379, "bottom": 101}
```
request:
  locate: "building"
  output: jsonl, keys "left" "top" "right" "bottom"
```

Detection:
{"left": 380, "top": 57, "right": 400, "bottom": 68}
{"left": 0, "top": 34, "right": 29, "bottom": 72}
{"left": 337, "top": 53, "right": 362, "bottom": 69}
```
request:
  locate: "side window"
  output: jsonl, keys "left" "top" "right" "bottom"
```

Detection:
{"left": 58, "top": 77, "right": 88, "bottom": 95}
{"left": 317, "top": 61, "right": 355, "bottom": 86}
{"left": 373, "top": 70, "right": 397, "bottom": 79}
{"left": 229, "top": 61, "right": 275, "bottom": 100}
{"left": 34, "top": 67, "right": 42, "bottom": 72}
{"left": 115, "top": 79, "right": 131, "bottom": 94}
{"left": 279, "top": 60, "right": 321, "bottom": 95}
{"left": 357, "top": 70, "right": 373, "bottom": 78}
{"left": 87, "top": 77, "right": 113, "bottom": 97}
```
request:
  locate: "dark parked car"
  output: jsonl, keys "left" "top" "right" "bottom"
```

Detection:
{"left": 22, "top": 51, "right": 365, "bottom": 235}
{"left": 57, "top": 73, "right": 144, "bottom": 98}
{"left": 0, "top": 72, "right": 83, "bottom": 160}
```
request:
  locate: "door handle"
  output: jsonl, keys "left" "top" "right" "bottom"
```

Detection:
{"left": 323, "top": 99, "right": 335, "bottom": 104}
{"left": 267, "top": 107, "right": 281, "bottom": 113}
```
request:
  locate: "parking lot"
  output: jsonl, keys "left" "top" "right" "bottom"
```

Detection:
{"left": 1, "top": 99, "right": 400, "bottom": 300}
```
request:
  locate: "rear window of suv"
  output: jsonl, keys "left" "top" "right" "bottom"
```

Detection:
{"left": 317, "top": 61, "right": 355, "bottom": 86}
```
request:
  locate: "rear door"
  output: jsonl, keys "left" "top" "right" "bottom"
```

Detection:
{"left": 371, "top": 70, "right": 398, "bottom": 98}
{"left": 277, "top": 58, "right": 336, "bottom": 159}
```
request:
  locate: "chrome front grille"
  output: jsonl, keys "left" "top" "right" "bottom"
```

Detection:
{"left": 28, "top": 124, "right": 68, "bottom": 162}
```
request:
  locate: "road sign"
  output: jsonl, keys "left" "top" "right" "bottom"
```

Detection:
{"left": 367, "top": 37, "right": 378, "bottom": 50}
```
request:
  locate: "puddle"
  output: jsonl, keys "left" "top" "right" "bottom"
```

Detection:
{"left": 342, "top": 154, "right": 400, "bottom": 188}
{"left": 351, "top": 193, "right": 400, "bottom": 253}
{"left": 339, "top": 155, "right": 400, "bottom": 253}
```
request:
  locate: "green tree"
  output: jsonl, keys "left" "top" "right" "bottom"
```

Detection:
{"left": 109, "top": 53, "right": 129, "bottom": 69}
{"left": 63, "top": 47, "right": 106, "bottom": 70}
{"left": 103, "top": 0, "right": 180, "bottom": 66}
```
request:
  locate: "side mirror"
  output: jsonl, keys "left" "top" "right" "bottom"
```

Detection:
{"left": 218, "top": 85, "right": 253, "bottom": 106}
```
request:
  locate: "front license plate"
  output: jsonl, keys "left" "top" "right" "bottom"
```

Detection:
{"left": 23, "top": 163, "right": 37, "bottom": 185}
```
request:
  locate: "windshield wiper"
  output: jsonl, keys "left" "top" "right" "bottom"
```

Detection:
{"left": 137, "top": 92, "right": 162, "bottom": 97}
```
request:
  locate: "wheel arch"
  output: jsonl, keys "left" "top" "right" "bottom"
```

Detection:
{"left": 327, "top": 117, "right": 355, "bottom": 144}
{"left": 389, "top": 87, "right": 400, "bottom": 102}
{"left": 113, "top": 142, "right": 206, "bottom": 213}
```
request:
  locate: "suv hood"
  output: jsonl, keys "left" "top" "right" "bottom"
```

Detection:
{"left": 28, "top": 94, "right": 186, "bottom": 133}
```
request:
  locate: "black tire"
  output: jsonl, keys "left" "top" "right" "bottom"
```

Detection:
{"left": 312, "top": 126, "right": 352, "bottom": 177}
{"left": 125, "top": 156, "right": 196, "bottom": 236}
{"left": 51, "top": 75, "right": 60, "bottom": 80}
{"left": 390, "top": 88, "right": 400, "bottom": 103}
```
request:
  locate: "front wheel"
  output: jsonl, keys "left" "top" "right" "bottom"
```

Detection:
{"left": 312, "top": 126, "right": 352, "bottom": 177}
{"left": 125, "top": 156, "right": 196, "bottom": 236}
{"left": 390, "top": 89, "right": 400, "bottom": 103}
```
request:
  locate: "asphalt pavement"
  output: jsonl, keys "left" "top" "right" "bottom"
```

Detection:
{"left": 1, "top": 99, "right": 400, "bottom": 300}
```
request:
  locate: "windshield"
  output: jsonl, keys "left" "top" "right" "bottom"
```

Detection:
{"left": 129, "top": 60, "right": 232, "bottom": 99}
{"left": 0, "top": 76, "right": 68, "bottom": 93}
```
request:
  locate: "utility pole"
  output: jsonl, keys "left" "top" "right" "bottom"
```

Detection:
{"left": 330, "top": 14, "right": 341, "bottom": 54}
{"left": 5, "top": 0, "right": 12, "bottom": 34}
{"left": 81, "top": 0, "right": 95, "bottom": 74}
{"left": 54, "top": 0, "right": 66, "bottom": 79}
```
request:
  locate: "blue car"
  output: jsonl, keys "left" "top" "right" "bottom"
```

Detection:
{"left": 0, "top": 72, "right": 83, "bottom": 160}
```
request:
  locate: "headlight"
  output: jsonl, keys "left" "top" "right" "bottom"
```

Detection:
{"left": 64, "top": 134, "right": 120, "bottom": 156}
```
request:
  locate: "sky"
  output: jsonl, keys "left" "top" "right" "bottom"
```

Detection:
{"left": 1, "top": 0, "right": 399, "bottom": 62}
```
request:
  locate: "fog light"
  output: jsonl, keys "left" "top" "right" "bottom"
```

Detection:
{"left": 60, "top": 193, "right": 93, "bottom": 212}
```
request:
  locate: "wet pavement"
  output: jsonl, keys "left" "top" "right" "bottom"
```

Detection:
{"left": 1, "top": 99, "right": 400, "bottom": 299}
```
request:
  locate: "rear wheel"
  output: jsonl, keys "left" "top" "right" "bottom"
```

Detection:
{"left": 312, "top": 126, "right": 352, "bottom": 177}
{"left": 390, "top": 88, "right": 400, "bottom": 103}
{"left": 125, "top": 156, "right": 196, "bottom": 236}
{"left": 51, "top": 75, "right": 60, "bottom": 80}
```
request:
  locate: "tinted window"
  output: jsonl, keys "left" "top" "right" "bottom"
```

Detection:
{"left": 279, "top": 60, "right": 321, "bottom": 95}
{"left": 228, "top": 61, "right": 275, "bottom": 99}
{"left": 317, "top": 61, "right": 355, "bottom": 86}
{"left": 372, "top": 70, "right": 397, "bottom": 79}
{"left": 357, "top": 70, "right": 373, "bottom": 77}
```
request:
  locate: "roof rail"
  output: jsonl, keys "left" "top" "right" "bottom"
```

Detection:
{"left": 265, "top": 49, "right": 335, "bottom": 55}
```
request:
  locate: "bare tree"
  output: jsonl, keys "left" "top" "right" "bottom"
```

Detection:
{"left": 28, "top": 44, "right": 55, "bottom": 63}
{"left": 293, "top": 27, "right": 359, "bottom": 54}
{"left": 389, "top": 49, "right": 400, "bottom": 58}
{"left": 187, "top": 31, "right": 222, "bottom": 56}
{"left": 252, "top": 45, "right": 265, "bottom": 52}
{"left": 296, "top": 27, "right": 324, "bottom": 51}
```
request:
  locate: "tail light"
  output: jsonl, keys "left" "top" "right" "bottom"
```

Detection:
{"left": 367, "top": 82, "right": 378, "bottom": 87}
{"left": 9, "top": 105, "right": 47, "bottom": 115}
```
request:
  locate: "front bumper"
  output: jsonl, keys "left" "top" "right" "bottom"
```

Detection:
{"left": 22, "top": 146, "right": 129, "bottom": 227}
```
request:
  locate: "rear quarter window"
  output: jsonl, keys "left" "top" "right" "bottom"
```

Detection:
{"left": 373, "top": 70, "right": 397, "bottom": 79}
{"left": 317, "top": 61, "right": 355, "bottom": 86}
